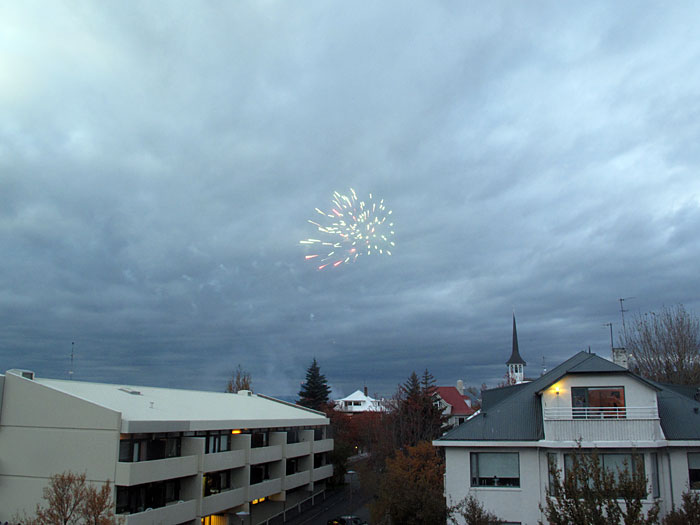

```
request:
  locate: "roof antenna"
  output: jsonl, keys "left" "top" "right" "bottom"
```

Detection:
{"left": 603, "top": 323, "right": 613, "bottom": 350}
{"left": 619, "top": 297, "right": 635, "bottom": 339}
{"left": 69, "top": 342, "right": 74, "bottom": 380}
{"left": 541, "top": 356, "right": 547, "bottom": 376}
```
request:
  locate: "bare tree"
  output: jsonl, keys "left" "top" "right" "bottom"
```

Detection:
{"left": 226, "top": 364, "right": 252, "bottom": 393}
{"left": 621, "top": 305, "right": 700, "bottom": 385}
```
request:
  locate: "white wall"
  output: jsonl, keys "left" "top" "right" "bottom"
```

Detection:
{"left": 0, "top": 373, "right": 121, "bottom": 520}
{"left": 445, "top": 447, "right": 544, "bottom": 525}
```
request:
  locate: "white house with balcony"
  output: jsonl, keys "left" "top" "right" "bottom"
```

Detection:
{"left": 335, "top": 388, "right": 385, "bottom": 413}
{"left": 0, "top": 369, "right": 333, "bottom": 525}
{"left": 435, "top": 351, "right": 700, "bottom": 525}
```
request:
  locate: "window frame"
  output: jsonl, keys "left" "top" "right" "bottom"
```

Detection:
{"left": 470, "top": 452, "right": 520, "bottom": 488}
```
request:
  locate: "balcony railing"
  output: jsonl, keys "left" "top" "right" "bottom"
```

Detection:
{"left": 543, "top": 406, "right": 658, "bottom": 420}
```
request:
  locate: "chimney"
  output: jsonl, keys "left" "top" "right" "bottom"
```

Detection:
{"left": 456, "top": 379, "right": 464, "bottom": 395}
{"left": 363, "top": 385, "right": 368, "bottom": 397}
{"left": 611, "top": 347, "right": 629, "bottom": 369}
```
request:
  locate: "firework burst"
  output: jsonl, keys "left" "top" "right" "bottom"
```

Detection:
{"left": 300, "top": 188, "right": 395, "bottom": 269}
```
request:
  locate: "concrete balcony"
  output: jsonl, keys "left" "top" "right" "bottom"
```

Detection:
{"left": 249, "top": 478, "right": 282, "bottom": 501}
{"left": 123, "top": 499, "right": 197, "bottom": 525}
{"left": 201, "top": 487, "right": 246, "bottom": 515}
{"left": 286, "top": 441, "right": 312, "bottom": 458}
{"left": 312, "top": 439, "right": 333, "bottom": 454}
{"left": 115, "top": 455, "right": 198, "bottom": 486}
{"left": 250, "top": 445, "right": 283, "bottom": 465}
{"left": 543, "top": 406, "right": 665, "bottom": 441}
{"left": 312, "top": 464, "right": 333, "bottom": 482}
{"left": 285, "top": 470, "right": 311, "bottom": 490}
{"left": 202, "top": 449, "right": 246, "bottom": 472}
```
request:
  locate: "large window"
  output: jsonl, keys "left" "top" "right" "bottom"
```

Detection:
{"left": 571, "top": 387, "right": 625, "bottom": 419}
{"left": 205, "top": 431, "right": 231, "bottom": 454}
{"left": 118, "top": 435, "right": 181, "bottom": 463}
{"left": 116, "top": 480, "right": 180, "bottom": 514}
{"left": 564, "top": 452, "right": 645, "bottom": 495}
{"left": 689, "top": 453, "right": 700, "bottom": 490}
{"left": 470, "top": 452, "right": 520, "bottom": 487}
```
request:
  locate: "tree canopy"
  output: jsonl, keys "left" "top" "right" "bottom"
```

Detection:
{"left": 298, "top": 358, "right": 332, "bottom": 411}
{"left": 621, "top": 304, "right": 700, "bottom": 384}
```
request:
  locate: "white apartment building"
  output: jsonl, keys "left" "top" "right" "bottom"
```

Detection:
{"left": 435, "top": 351, "right": 700, "bottom": 525}
{"left": 0, "top": 369, "right": 334, "bottom": 524}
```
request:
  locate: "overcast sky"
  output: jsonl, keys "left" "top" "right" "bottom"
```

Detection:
{"left": 2, "top": 1, "right": 700, "bottom": 399}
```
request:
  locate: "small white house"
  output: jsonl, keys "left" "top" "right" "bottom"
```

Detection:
{"left": 335, "top": 388, "right": 385, "bottom": 413}
{"left": 0, "top": 369, "right": 334, "bottom": 524}
{"left": 435, "top": 351, "right": 700, "bottom": 525}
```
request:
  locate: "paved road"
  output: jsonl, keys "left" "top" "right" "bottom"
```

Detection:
{"left": 283, "top": 486, "right": 371, "bottom": 525}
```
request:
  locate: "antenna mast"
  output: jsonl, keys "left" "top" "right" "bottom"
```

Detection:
{"left": 619, "top": 297, "right": 635, "bottom": 338}
{"left": 69, "top": 342, "right": 74, "bottom": 380}
{"left": 604, "top": 323, "right": 613, "bottom": 350}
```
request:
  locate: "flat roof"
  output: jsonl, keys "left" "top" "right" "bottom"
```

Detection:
{"left": 33, "top": 377, "right": 328, "bottom": 433}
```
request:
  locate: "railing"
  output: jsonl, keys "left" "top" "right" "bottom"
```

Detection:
{"left": 543, "top": 406, "right": 658, "bottom": 420}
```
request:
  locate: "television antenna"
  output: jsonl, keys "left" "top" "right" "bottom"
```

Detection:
{"left": 69, "top": 341, "right": 74, "bottom": 380}
{"left": 618, "top": 297, "right": 635, "bottom": 338}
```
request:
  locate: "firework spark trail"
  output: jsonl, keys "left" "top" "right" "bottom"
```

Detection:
{"left": 300, "top": 188, "right": 395, "bottom": 269}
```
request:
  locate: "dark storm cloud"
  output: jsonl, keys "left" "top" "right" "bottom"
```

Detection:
{"left": 2, "top": 1, "right": 700, "bottom": 397}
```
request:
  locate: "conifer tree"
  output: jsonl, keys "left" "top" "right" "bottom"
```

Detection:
{"left": 298, "top": 358, "right": 332, "bottom": 411}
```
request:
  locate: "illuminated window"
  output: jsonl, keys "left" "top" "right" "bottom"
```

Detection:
{"left": 571, "top": 387, "right": 625, "bottom": 419}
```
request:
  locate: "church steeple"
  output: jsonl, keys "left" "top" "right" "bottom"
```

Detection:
{"left": 506, "top": 314, "right": 526, "bottom": 383}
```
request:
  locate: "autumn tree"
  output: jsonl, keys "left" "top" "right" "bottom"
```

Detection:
{"left": 621, "top": 304, "right": 700, "bottom": 385}
{"left": 662, "top": 491, "right": 700, "bottom": 525}
{"left": 449, "top": 494, "right": 503, "bottom": 525}
{"left": 371, "top": 441, "right": 446, "bottom": 525}
{"left": 298, "top": 357, "right": 332, "bottom": 411}
{"left": 226, "top": 364, "right": 252, "bottom": 393}
{"left": 541, "top": 449, "right": 659, "bottom": 525}
{"left": 19, "top": 471, "right": 121, "bottom": 525}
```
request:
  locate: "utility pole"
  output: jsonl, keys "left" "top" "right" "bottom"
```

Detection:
{"left": 603, "top": 323, "right": 613, "bottom": 351}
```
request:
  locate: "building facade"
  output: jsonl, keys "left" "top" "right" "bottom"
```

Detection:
{"left": 0, "top": 369, "right": 333, "bottom": 524}
{"left": 435, "top": 352, "right": 700, "bottom": 525}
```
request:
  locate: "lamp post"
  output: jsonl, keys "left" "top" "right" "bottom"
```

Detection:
{"left": 346, "top": 469, "right": 358, "bottom": 514}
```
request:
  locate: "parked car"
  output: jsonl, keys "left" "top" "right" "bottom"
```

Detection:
{"left": 327, "top": 516, "right": 367, "bottom": 525}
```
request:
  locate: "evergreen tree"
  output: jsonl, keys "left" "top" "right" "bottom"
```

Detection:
{"left": 298, "top": 358, "right": 332, "bottom": 411}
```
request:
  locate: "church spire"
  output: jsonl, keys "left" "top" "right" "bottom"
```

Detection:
{"left": 506, "top": 313, "right": 526, "bottom": 383}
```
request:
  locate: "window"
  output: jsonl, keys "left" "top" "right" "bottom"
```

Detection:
{"left": 651, "top": 453, "right": 659, "bottom": 498}
{"left": 286, "top": 458, "right": 299, "bottom": 475}
{"left": 689, "top": 453, "right": 700, "bottom": 490}
{"left": 251, "top": 431, "right": 269, "bottom": 448}
{"left": 564, "top": 452, "right": 645, "bottom": 495}
{"left": 547, "top": 453, "right": 558, "bottom": 494}
{"left": 206, "top": 431, "right": 231, "bottom": 454}
{"left": 571, "top": 387, "right": 625, "bottom": 419}
{"left": 204, "top": 470, "right": 231, "bottom": 496}
{"left": 250, "top": 464, "right": 270, "bottom": 484}
{"left": 118, "top": 436, "right": 181, "bottom": 462}
{"left": 116, "top": 480, "right": 180, "bottom": 514}
{"left": 470, "top": 452, "right": 520, "bottom": 487}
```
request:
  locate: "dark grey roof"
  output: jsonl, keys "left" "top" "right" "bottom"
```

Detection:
{"left": 439, "top": 351, "right": 697, "bottom": 442}
{"left": 506, "top": 314, "right": 526, "bottom": 365}
{"left": 651, "top": 381, "right": 700, "bottom": 440}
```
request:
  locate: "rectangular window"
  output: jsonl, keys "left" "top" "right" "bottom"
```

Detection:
{"left": 470, "top": 452, "right": 520, "bottom": 487}
{"left": 689, "top": 453, "right": 700, "bottom": 490}
{"left": 651, "top": 453, "right": 659, "bottom": 498}
{"left": 564, "top": 453, "right": 645, "bottom": 495}
{"left": 547, "top": 453, "right": 558, "bottom": 494}
{"left": 204, "top": 470, "right": 231, "bottom": 496}
{"left": 571, "top": 387, "right": 626, "bottom": 419}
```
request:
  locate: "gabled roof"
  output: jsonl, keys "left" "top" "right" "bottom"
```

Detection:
{"left": 435, "top": 386, "right": 475, "bottom": 416}
{"left": 438, "top": 351, "right": 679, "bottom": 442}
